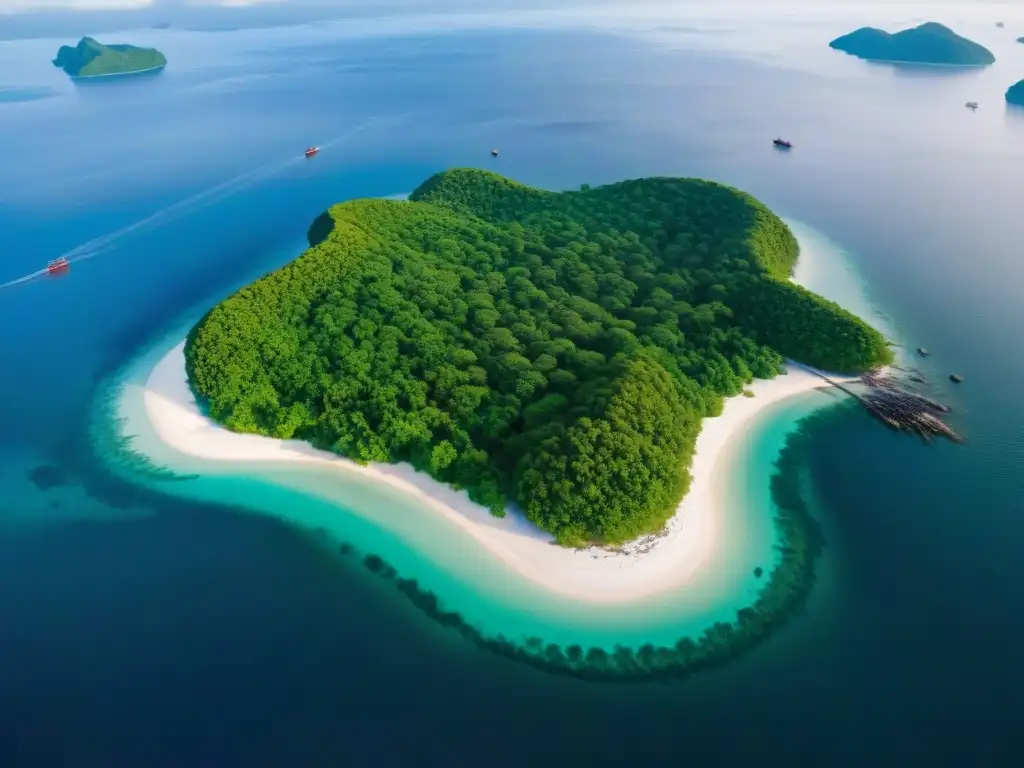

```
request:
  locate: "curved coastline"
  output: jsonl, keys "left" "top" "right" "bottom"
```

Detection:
{"left": 107, "top": 339, "right": 840, "bottom": 680}
{"left": 143, "top": 339, "right": 852, "bottom": 604}
{"left": 98, "top": 215, "right": 893, "bottom": 679}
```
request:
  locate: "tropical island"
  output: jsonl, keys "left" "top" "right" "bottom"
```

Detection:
{"left": 1007, "top": 80, "right": 1024, "bottom": 107}
{"left": 52, "top": 37, "right": 167, "bottom": 79}
{"left": 829, "top": 22, "right": 995, "bottom": 66}
{"left": 183, "top": 169, "right": 891, "bottom": 548}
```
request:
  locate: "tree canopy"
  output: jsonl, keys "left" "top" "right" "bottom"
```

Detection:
{"left": 185, "top": 169, "right": 891, "bottom": 545}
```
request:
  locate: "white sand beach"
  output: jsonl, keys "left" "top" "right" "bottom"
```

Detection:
{"left": 143, "top": 342, "right": 846, "bottom": 603}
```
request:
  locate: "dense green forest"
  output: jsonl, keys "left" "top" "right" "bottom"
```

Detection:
{"left": 52, "top": 37, "right": 166, "bottom": 77}
{"left": 186, "top": 169, "right": 891, "bottom": 545}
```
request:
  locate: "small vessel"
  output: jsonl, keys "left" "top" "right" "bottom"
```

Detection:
{"left": 304, "top": 146, "right": 320, "bottom": 158}
{"left": 996, "top": 21, "right": 1004, "bottom": 28}
{"left": 491, "top": 148, "right": 499, "bottom": 157}
{"left": 46, "top": 257, "right": 69, "bottom": 275}
{"left": 965, "top": 101, "right": 978, "bottom": 110}
{"left": 773, "top": 137, "right": 792, "bottom": 149}
{"left": 949, "top": 373, "right": 963, "bottom": 384}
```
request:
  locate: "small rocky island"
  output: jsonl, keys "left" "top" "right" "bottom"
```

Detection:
{"left": 1007, "top": 80, "right": 1024, "bottom": 107}
{"left": 52, "top": 37, "right": 167, "bottom": 79}
{"left": 829, "top": 22, "right": 995, "bottom": 66}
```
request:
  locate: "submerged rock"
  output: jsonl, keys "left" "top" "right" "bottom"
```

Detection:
{"left": 29, "top": 464, "right": 66, "bottom": 490}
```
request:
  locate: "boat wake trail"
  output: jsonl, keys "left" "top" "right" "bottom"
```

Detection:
{"left": 65, "top": 115, "right": 401, "bottom": 266}
{"left": 0, "top": 114, "right": 406, "bottom": 292}
{"left": 0, "top": 268, "right": 50, "bottom": 291}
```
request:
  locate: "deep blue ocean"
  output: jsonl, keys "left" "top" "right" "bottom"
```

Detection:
{"left": 2, "top": 4, "right": 1023, "bottom": 766}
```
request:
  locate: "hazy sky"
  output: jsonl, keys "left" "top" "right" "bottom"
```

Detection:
{"left": 1, "top": 0, "right": 1017, "bottom": 13}
{"left": 2, "top": 0, "right": 1016, "bottom": 6}
{"left": 0, "top": 0, "right": 303, "bottom": 12}
{"left": 0, "top": 0, "right": 596, "bottom": 31}
{"left": 1, "top": 0, "right": 1019, "bottom": 40}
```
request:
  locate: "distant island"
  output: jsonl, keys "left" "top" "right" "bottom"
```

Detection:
{"left": 52, "top": 37, "right": 167, "bottom": 79}
{"left": 829, "top": 22, "right": 995, "bottom": 66}
{"left": 184, "top": 169, "right": 891, "bottom": 548}
{"left": 1007, "top": 80, "right": 1024, "bottom": 107}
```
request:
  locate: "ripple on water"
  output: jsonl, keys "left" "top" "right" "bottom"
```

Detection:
{"left": 0, "top": 87, "right": 59, "bottom": 104}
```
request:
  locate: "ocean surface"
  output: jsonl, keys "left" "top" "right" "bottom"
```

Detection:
{"left": 2, "top": 3, "right": 1023, "bottom": 765}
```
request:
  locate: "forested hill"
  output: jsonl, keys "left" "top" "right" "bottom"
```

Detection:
{"left": 828, "top": 22, "right": 995, "bottom": 66}
{"left": 52, "top": 37, "right": 166, "bottom": 77}
{"left": 1006, "top": 80, "right": 1024, "bottom": 107}
{"left": 186, "top": 169, "right": 891, "bottom": 546}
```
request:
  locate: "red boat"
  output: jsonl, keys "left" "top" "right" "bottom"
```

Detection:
{"left": 304, "top": 146, "right": 320, "bottom": 158}
{"left": 46, "top": 257, "right": 69, "bottom": 275}
{"left": 773, "top": 138, "right": 792, "bottom": 149}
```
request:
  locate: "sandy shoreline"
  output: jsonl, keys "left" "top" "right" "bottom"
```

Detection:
{"left": 140, "top": 341, "right": 847, "bottom": 603}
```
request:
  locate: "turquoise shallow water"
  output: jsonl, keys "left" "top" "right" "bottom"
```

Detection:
{"left": 100, "top": 217, "right": 883, "bottom": 651}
